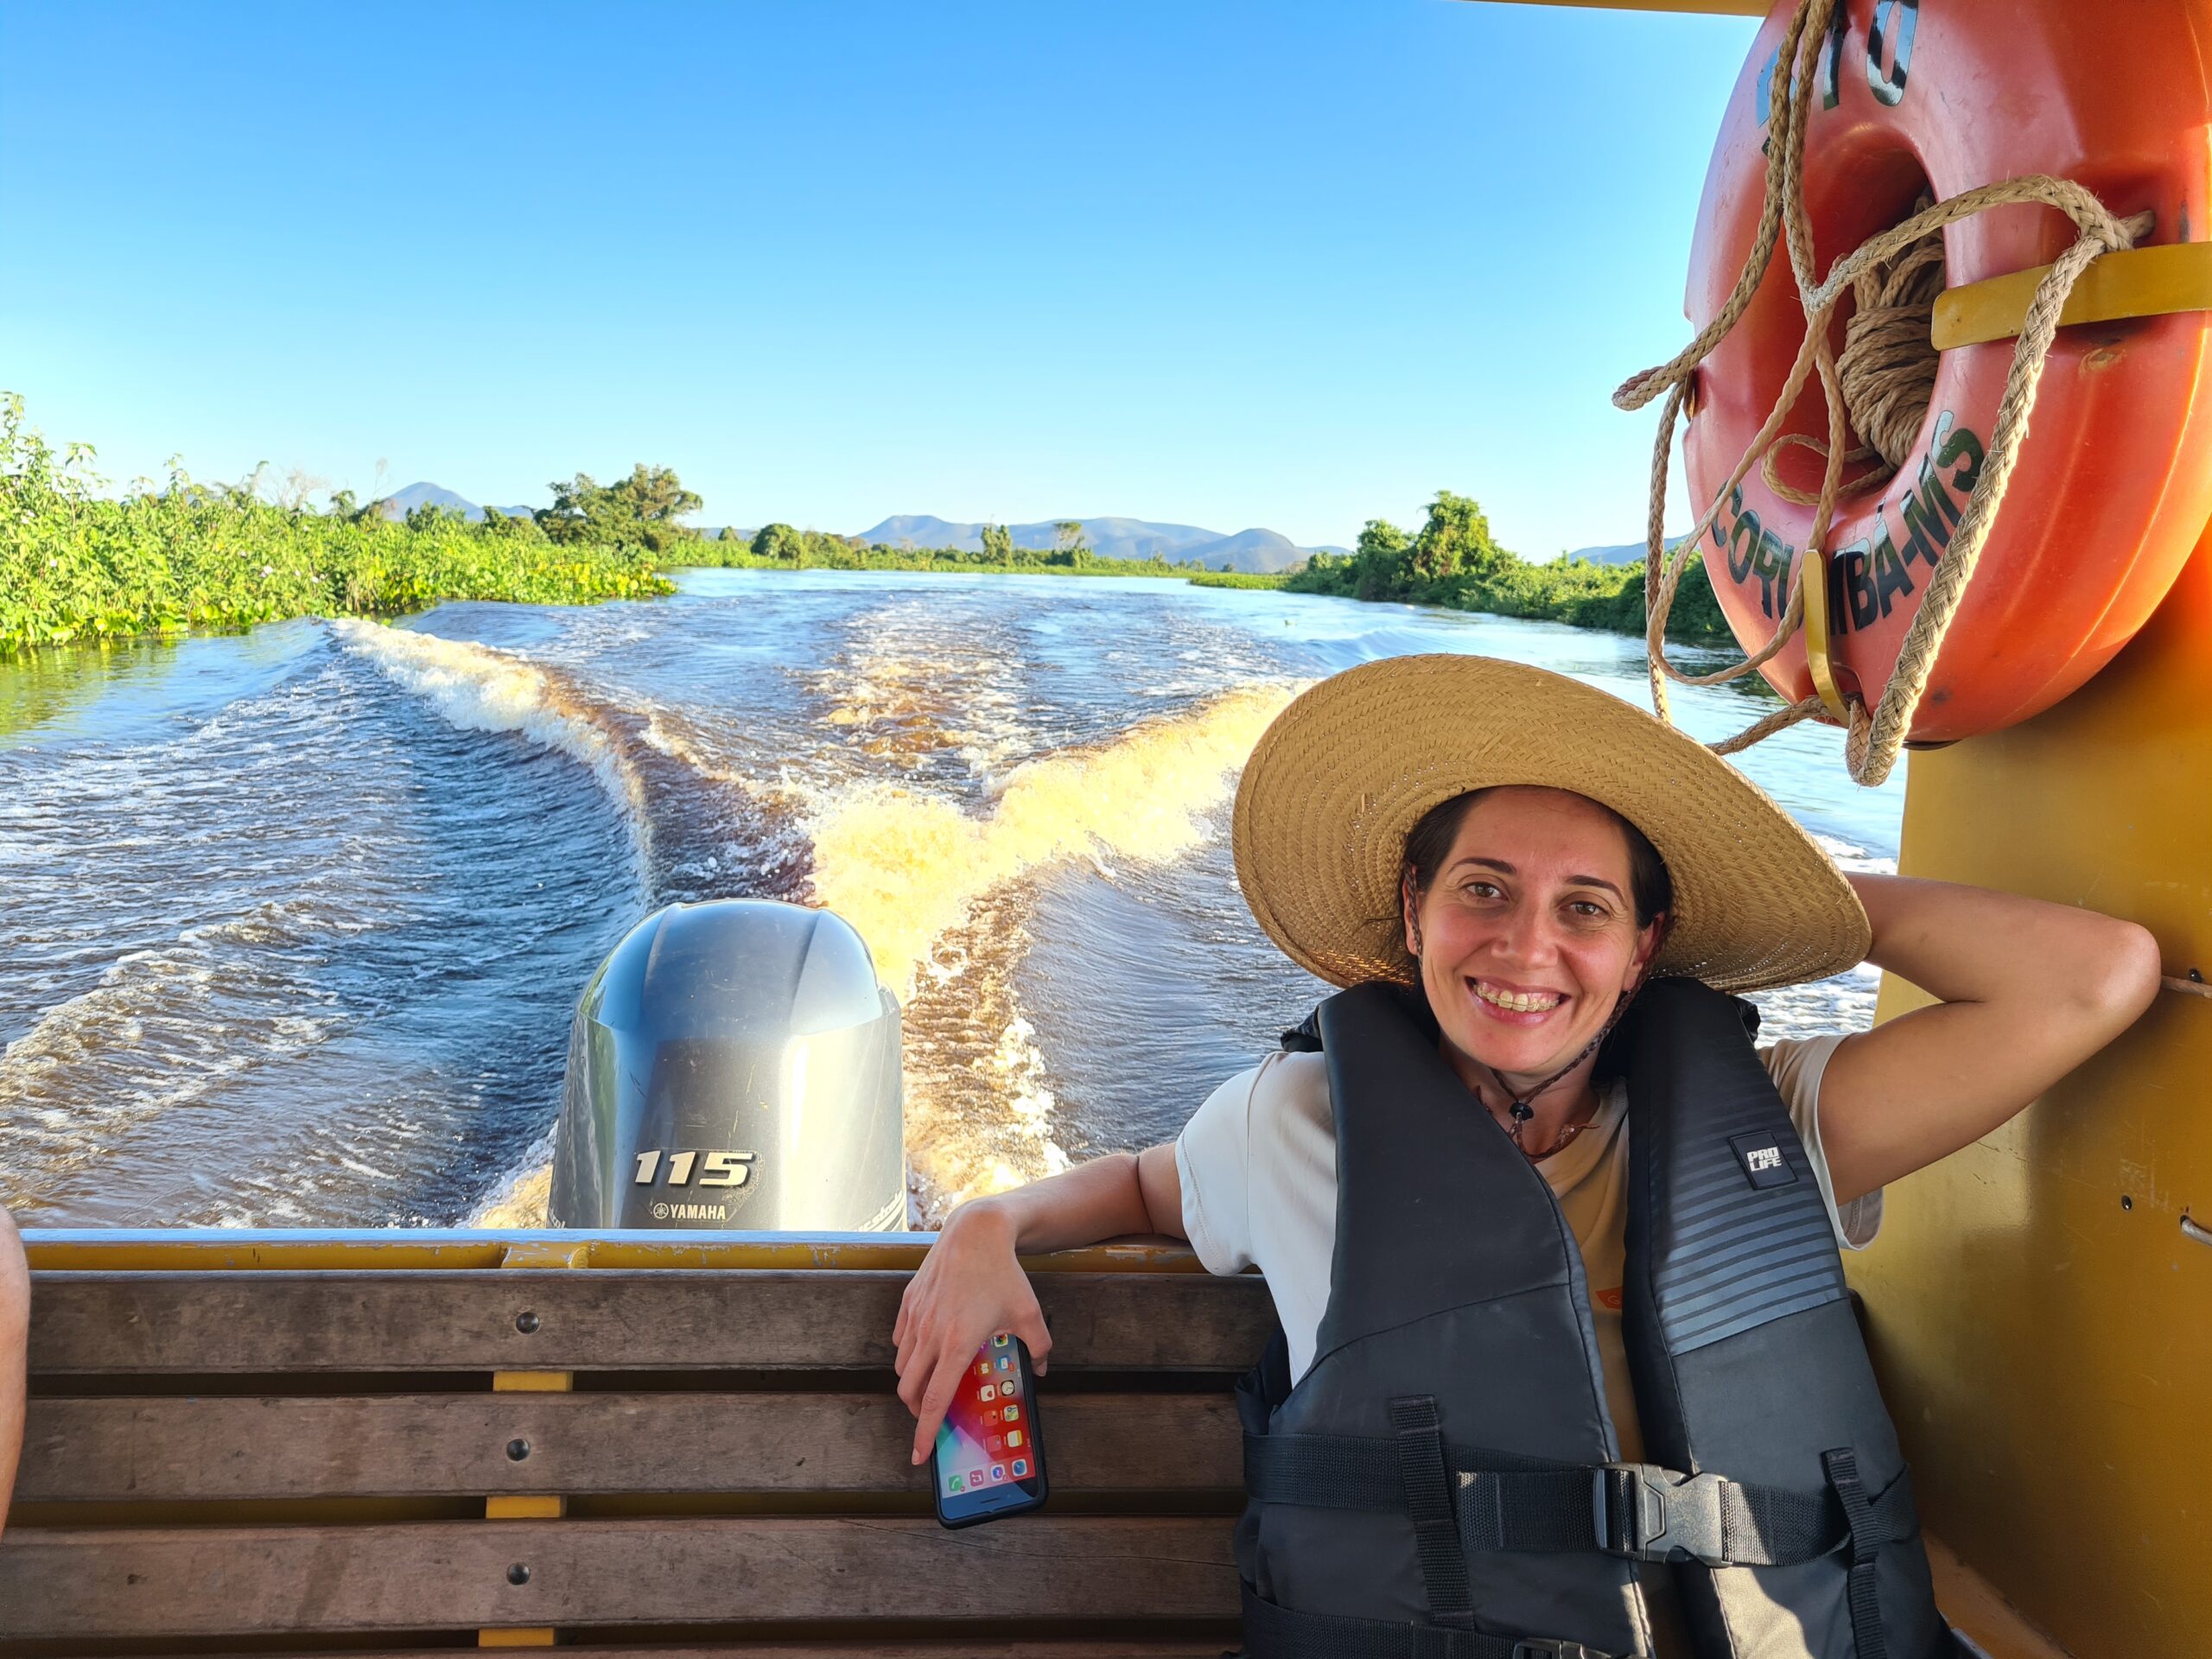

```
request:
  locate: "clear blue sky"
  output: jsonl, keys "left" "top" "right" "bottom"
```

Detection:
{"left": 0, "top": 2, "right": 1755, "bottom": 554}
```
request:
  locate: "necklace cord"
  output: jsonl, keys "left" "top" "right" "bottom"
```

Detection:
{"left": 1498, "top": 988, "right": 1641, "bottom": 1159}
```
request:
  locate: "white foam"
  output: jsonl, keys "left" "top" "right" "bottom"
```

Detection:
{"left": 331, "top": 619, "right": 652, "bottom": 873}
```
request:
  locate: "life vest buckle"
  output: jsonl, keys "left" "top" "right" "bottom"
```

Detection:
{"left": 1594, "top": 1463, "right": 1731, "bottom": 1567}
{"left": 1509, "top": 1641, "right": 1610, "bottom": 1659}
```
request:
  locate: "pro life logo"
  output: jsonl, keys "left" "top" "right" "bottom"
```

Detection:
{"left": 1728, "top": 1132, "right": 1800, "bottom": 1192}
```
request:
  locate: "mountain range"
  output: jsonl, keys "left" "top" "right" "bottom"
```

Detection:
{"left": 855, "top": 515, "right": 1344, "bottom": 574}
{"left": 1566, "top": 537, "right": 1686, "bottom": 566}
{"left": 368, "top": 486, "right": 1344, "bottom": 574}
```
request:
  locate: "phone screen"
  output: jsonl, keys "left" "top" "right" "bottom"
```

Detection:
{"left": 932, "top": 1332, "right": 1046, "bottom": 1525}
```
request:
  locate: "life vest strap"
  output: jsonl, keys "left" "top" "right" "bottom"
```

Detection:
{"left": 1245, "top": 1430, "right": 1916, "bottom": 1570}
{"left": 1822, "top": 1447, "right": 1891, "bottom": 1659}
{"left": 1390, "top": 1395, "right": 1477, "bottom": 1625}
{"left": 1240, "top": 1580, "right": 1618, "bottom": 1659}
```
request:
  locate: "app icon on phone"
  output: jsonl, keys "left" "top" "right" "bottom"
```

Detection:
{"left": 976, "top": 1360, "right": 992, "bottom": 1379}
{"left": 969, "top": 1468, "right": 985, "bottom": 1486}
{"left": 948, "top": 1474, "right": 966, "bottom": 1493}
{"left": 1007, "top": 1428, "right": 1023, "bottom": 1447}
{"left": 990, "top": 1464, "right": 1006, "bottom": 1482}
{"left": 987, "top": 1433, "right": 1005, "bottom": 1454}
{"left": 1002, "top": 1404, "right": 1020, "bottom": 1422}
{"left": 995, "top": 1355, "right": 1011, "bottom": 1370}
{"left": 993, "top": 1333, "right": 1008, "bottom": 1347}
{"left": 1011, "top": 1458, "right": 1029, "bottom": 1477}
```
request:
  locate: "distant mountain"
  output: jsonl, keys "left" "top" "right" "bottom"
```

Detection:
{"left": 854, "top": 514, "right": 1327, "bottom": 574}
{"left": 373, "top": 482, "right": 535, "bottom": 522}
{"left": 364, "top": 487, "right": 1330, "bottom": 573}
{"left": 1568, "top": 537, "right": 1687, "bottom": 566}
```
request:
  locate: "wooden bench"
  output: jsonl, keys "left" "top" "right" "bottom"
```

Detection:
{"left": 2, "top": 1230, "right": 1275, "bottom": 1658}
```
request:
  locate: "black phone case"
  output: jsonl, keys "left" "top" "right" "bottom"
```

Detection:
{"left": 931, "top": 1336, "right": 1049, "bottom": 1529}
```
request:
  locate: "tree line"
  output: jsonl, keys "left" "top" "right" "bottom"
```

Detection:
{"left": 1287, "top": 490, "right": 1730, "bottom": 645}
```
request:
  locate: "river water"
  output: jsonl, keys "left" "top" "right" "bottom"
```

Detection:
{"left": 0, "top": 571, "right": 1902, "bottom": 1229}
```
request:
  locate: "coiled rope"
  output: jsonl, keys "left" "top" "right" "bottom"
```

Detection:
{"left": 1618, "top": 0, "right": 2148, "bottom": 785}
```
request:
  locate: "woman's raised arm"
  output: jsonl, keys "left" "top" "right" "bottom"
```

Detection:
{"left": 1814, "top": 874, "right": 2163, "bottom": 1206}
{"left": 893, "top": 1144, "right": 1184, "bottom": 1465}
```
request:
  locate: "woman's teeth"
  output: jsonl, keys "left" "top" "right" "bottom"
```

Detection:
{"left": 1472, "top": 981, "right": 1561, "bottom": 1014}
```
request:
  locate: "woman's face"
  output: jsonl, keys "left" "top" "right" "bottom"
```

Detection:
{"left": 1402, "top": 786, "right": 1665, "bottom": 1085}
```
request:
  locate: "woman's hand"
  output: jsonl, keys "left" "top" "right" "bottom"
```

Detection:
{"left": 894, "top": 1199, "right": 1052, "bottom": 1466}
{"left": 888, "top": 1144, "right": 1186, "bottom": 1467}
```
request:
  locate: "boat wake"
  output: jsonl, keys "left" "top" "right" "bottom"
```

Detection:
{"left": 334, "top": 619, "right": 808, "bottom": 906}
{"left": 435, "top": 634, "right": 1297, "bottom": 1225}
{"left": 0, "top": 900, "right": 356, "bottom": 1211}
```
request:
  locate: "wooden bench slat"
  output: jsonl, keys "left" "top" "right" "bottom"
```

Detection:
{"left": 28, "top": 1271, "right": 1274, "bottom": 1375}
{"left": 107, "top": 1647, "right": 1233, "bottom": 1658}
{"left": 0, "top": 1516, "right": 1240, "bottom": 1638}
{"left": 222, "top": 1647, "right": 1235, "bottom": 1658}
{"left": 19, "top": 1391, "right": 1243, "bottom": 1501}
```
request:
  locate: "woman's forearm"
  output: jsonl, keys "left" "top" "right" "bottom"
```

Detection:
{"left": 1815, "top": 873, "right": 2163, "bottom": 1203}
{"left": 948, "top": 1146, "right": 1181, "bottom": 1255}
{"left": 1849, "top": 872, "right": 2159, "bottom": 1016}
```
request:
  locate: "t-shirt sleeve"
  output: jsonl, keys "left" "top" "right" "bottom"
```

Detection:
{"left": 1759, "top": 1033, "right": 1884, "bottom": 1250}
{"left": 1175, "top": 1058, "right": 1273, "bottom": 1276}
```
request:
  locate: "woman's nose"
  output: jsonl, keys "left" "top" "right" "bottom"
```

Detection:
{"left": 1494, "top": 902, "right": 1562, "bottom": 964}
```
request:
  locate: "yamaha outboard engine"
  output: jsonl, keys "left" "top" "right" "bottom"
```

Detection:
{"left": 550, "top": 899, "right": 906, "bottom": 1231}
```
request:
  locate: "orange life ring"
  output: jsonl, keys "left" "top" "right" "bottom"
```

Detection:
{"left": 1683, "top": 0, "right": 2212, "bottom": 743}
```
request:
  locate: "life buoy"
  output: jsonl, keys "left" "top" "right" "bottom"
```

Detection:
{"left": 1683, "top": 0, "right": 2212, "bottom": 744}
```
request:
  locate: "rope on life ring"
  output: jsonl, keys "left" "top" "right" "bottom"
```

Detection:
{"left": 1617, "top": 0, "right": 2147, "bottom": 787}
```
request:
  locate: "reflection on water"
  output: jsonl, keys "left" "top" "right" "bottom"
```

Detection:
{"left": 0, "top": 572, "right": 1903, "bottom": 1225}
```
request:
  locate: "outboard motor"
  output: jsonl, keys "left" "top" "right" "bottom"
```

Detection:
{"left": 550, "top": 899, "right": 906, "bottom": 1231}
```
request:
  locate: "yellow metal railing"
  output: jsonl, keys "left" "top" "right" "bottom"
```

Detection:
{"left": 19, "top": 1226, "right": 1210, "bottom": 1274}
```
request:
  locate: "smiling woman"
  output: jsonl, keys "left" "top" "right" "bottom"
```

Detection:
{"left": 892, "top": 652, "right": 2158, "bottom": 1659}
{"left": 1396, "top": 785, "right": 1674, "bottom": 1156}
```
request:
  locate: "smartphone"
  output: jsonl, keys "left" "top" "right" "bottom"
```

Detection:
{"left": 931, "top": 1332, "right": 1048, "bottom": 1528}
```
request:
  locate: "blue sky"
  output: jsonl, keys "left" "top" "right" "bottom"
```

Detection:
{"left": 0, "top": 3, "right": 1756, "bottom": 554}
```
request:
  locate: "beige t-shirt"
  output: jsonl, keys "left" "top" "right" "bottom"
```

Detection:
{"left": 1175, "top": 1035, "right": 1881, "bottom": 1463}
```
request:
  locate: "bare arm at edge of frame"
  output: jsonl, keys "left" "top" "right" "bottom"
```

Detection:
{"left": 0, "top": 1206, "right": 27, "bottom": 1540}
{"left": 893, "top": 1144, "right": 1185, "bottom": 1466}
{"left": 1815, "top": 873, "right": 2163, "bottom": 1208}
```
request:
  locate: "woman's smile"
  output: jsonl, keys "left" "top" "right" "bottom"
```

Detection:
{"left": 1465, "top": 975, "right": 1567, "bottom": 1023}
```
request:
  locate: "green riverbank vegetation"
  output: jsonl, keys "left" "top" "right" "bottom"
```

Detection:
{"left": 679, "top": 518, "right": 1192, "bottom": 577}
{"left": 681, "top": 513, "right": 1730, "bottom": 652}
{"left": 1, "top": 397, "right": 672, "bottom": 655}
{"left": 4, "top": 394, "right": 1732, "bottom": 656}
{"left": 1281, "top": 492, "right": 1730, "bottom": 645}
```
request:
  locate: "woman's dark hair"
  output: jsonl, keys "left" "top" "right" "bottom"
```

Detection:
{"left": 1400, "top": 786, "right": 1673, "bottom": 929}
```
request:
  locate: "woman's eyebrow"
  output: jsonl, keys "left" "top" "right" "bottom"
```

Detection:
{"left": 1452, "top": 855, "right": 1625, "bottom": 900}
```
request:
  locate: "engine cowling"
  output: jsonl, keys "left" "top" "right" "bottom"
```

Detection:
{"left": 550, "top": 899, "right": 906, "bottom": 1231}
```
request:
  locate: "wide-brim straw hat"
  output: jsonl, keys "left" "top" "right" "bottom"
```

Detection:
{"left": 1232, "top": 655, "right": 1869, "bottom": 995}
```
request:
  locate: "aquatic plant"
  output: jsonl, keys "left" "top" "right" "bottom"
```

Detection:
{"left": 0, "top": 397, "right": 672, "bottom": 655}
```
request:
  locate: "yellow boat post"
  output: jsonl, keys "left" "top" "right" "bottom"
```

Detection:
{"left": 1855, "top": 524, "right": 2212, "bottom": 1658}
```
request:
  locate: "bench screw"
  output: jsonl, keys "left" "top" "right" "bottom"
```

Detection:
{"left": 507, "top": 1439, "right": 531, "bottom": 1461}
{"left": 508, "top": 1563, "right": 531, "bottom": 1586}
{"left": 515, "top": 1311, "right": 540, "bottom": 1334}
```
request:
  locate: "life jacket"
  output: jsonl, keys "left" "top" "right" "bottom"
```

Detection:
{"left": 1236, "top": 976, "right": 1958, "bottom": 1659}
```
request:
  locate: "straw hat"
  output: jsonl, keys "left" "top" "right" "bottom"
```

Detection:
{"left": 1232, "top": 655, "right": 1869, "bottom": 995}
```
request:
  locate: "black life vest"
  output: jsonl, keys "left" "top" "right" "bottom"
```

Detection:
{"left": 1236, "top": 976, "right": 1958, "bottom": 1659}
